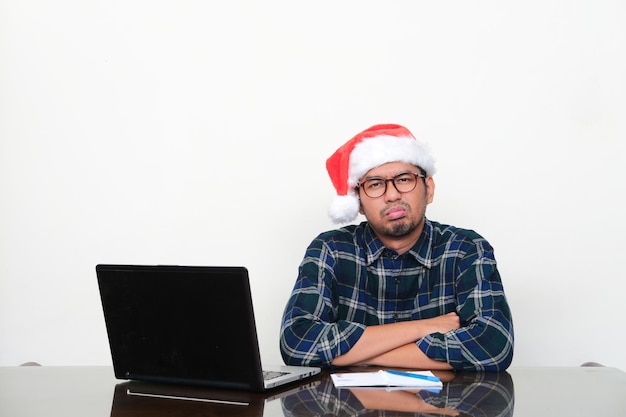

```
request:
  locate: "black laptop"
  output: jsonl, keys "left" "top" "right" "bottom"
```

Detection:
{"left": 96, "top": 264, "right": 320, "bottom": 392}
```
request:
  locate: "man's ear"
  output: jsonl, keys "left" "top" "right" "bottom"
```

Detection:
{"left": 426, "top": 176, "right": 436, "bottom": 204}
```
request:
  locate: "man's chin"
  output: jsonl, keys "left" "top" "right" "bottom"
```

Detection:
{"left": 383, "top": 220, "right": 415, "bottom": 238}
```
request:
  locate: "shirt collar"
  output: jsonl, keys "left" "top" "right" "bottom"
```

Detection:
{"left": 408, "top": 219, "right": 434, "bottom": 269}
{"left": 362, "top": 219, "right": 434, "bottom": 268}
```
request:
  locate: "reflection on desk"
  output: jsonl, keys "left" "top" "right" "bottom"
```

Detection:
{"left": 106, "top": 372, "right": 512, "bottom": 417}
{"left": 108, "top": 371, "right": 511, "bottom": 417}
{"left": 0, "top": 366, "right": 625, "bottom": 417}
{"left": 111, "top": 378, "right": 320, "bottom": 417}
{"left": 281, "top": 371, "right": 513, "bottom": 417}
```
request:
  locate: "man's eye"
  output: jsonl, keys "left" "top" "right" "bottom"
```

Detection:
{"left": 395, "top": 174, "right": 415, "bottom": 184}
{"left": 366, "top": 180, "right": 384, "bottom": 189}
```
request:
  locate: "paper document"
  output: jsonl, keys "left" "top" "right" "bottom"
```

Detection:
{"left": 331, "top": 370, "right": 443, "bottom": 389}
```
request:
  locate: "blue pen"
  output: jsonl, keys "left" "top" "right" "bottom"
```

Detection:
{"left": 385, "top": 369, "right": 441, "bottom": 383}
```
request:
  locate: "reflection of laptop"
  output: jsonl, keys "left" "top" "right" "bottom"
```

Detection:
{"left": 109, "top": 379, "right": 321, "bottom": 417}
{"left": 96, "top": 264, "right": 320, "bottom": 392}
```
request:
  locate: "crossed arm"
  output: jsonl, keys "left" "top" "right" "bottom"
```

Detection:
{"left": 330, "top": 312, "right": 460, "bottom": 369}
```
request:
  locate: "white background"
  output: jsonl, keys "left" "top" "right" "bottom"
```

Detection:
{"left": 1, "top": 1, "right": 625, "bottom": 370}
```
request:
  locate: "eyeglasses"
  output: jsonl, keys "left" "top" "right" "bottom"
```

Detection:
{"left": 358, "top": 172, "right": 426, "bottom": 198}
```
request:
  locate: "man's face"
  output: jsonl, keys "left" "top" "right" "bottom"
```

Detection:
{"left": 358, "top": 161, "right": 435, "bottom": 240}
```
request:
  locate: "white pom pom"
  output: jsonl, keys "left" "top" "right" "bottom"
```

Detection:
{"left": 328, "top": 195, "right": 360, "bottom": 224}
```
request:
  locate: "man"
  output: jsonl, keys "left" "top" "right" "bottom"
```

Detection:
{"left": 280, "top": 124, "right": 514, "bottom": 371}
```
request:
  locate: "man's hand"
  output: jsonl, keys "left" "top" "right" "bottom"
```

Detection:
{"left": 420, "top": 312, "right": 460, "bottom": 336}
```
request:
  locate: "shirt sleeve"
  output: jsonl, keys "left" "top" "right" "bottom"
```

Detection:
{"left": 280, "top": 236, "right": 365, "bottom": 368}
{"left": 416, "top": 237, "right": 514, "bottom": 371}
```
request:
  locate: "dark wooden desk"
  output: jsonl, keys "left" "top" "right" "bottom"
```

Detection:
{"left": 1, "top": 366, "right": 625, "bottom": 416}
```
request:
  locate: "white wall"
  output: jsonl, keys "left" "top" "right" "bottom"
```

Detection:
{"left": 1, "top": 1, "right": 625, "bottom": 370}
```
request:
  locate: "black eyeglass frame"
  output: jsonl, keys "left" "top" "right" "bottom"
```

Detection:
{"left": 357, "top": 172, "right": 426, "bottom": 198}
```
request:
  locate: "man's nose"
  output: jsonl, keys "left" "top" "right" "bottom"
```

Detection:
{"left": 383, "top": 179, "right": 402, "bottom": 200}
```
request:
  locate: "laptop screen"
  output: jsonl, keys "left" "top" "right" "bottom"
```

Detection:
{"left": 97, "top": 265, "right": 264, "bottom": 390}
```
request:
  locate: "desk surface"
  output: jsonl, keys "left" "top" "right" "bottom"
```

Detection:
{"left": 1, "top": 366, "right": 625, "bottom": 417}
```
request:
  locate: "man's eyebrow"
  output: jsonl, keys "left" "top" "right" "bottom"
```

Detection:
{"left": 362, "top": 171, "right": 415, "bottom": 180}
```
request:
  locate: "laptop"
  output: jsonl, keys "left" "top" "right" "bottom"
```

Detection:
{"left": 96, "top": 264, "right": 321, "bottom": 392}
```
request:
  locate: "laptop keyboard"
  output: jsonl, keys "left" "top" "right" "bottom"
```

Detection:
{"left": 263, "top": 370, "right": 289, "bottom": 380}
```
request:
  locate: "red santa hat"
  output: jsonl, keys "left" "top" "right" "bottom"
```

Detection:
{"left": 325, "top": 124, "right": 436, "bottom": 223}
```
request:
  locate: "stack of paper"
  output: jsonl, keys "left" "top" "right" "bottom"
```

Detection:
{"left": 331, "top": 370, "right": 443, "bottom": 389}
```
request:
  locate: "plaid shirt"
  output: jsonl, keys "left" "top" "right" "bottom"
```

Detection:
{"left": 280, "top": 219, "right": 514, "bottom": 371}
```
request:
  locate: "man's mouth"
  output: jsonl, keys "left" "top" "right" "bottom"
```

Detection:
{"left": 385, "top": 206, "right": 407, "bottom": 220}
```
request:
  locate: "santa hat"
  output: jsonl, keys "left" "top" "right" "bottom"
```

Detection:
{"left": 326, "top": 124, "right": 436, "bottom": 223}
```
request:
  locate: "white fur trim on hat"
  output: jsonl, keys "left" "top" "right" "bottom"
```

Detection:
{"left": 348, "top": 135, "right": 436, "bottom": 188}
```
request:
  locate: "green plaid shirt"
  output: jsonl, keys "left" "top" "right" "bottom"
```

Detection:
{"left": 280, "top": 219, "right": 514, "bottom": 371}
